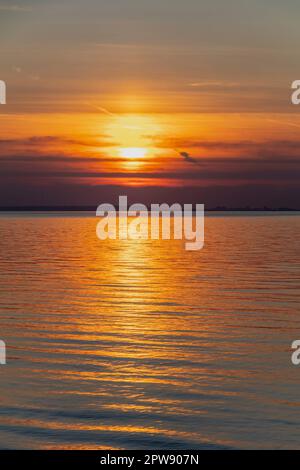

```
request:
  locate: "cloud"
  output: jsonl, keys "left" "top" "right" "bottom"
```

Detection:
{"left": 0, "top": 154, "right": 144, "bottom": 164}
{"left": 0, "top": 135, "right": 115, "bottom": 157}
{"left": 12, "top": 65, "right": 40, "bottom": 82}
{"left": 152, "top": 136, "right": 300, "bottom": 159}
{"left": 177, "top": 151, "right": 199, "bottom": 165}
{"left": 1, "top": 179, "right": 299, "bottom": 209}
{"left": 0, "top": 5, "right": 32, "bottom": 12}
{"left": 1, "top": 155, "right": 299, "bottom": 183}
{"left": 188, "top": 80, "right": 241, "bottom": 89}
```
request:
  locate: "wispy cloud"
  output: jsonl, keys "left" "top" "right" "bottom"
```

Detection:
{"left": 0, "top": 4, "right": 32, "bottom": 12}
{"left": 188, "top": 81, "right": 241, "bottom": 89}
{"left": 0, "top": 135, "right": 115, "bottom": 157}
{"left": 12, "top": 65, "right": 40, "bottom": 82}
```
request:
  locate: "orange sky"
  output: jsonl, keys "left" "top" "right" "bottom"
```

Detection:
{"left": 0, "top": 1, "right": 300, "bottom": 207}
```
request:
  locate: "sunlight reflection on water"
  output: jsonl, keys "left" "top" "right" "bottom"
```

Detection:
{"left": 0, "top": 214, "right": 300, "bottom": 449}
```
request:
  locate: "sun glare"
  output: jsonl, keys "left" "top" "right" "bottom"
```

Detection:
{"left": 100, "top": 113, "right": 164, "bottom": 169}
{"left": 105, "top": 114, "right": 161, "bottom": 155}
{"left": 120, "top": 147, "right": 148, "bottom": 159}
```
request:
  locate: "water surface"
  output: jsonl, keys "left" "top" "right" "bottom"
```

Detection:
{"left": 0, "top": 213, "right": 300, "bottom": 449}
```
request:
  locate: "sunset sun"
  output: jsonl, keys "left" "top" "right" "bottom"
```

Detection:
{"left": 119, "top": 147, "right": 148, "bottom": 159}
{"left": 103, "top": 114, "right": 162, "bottom": 165}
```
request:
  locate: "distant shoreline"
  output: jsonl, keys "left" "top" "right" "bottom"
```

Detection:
{"left": 0, "top": 207, "right": 299, "bottom": 213}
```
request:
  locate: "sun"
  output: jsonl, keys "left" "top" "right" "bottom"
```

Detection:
{"left": 119, "top": 147, "right": 148, "bottom": 159}
{"left": 104, "top": 114, "right": 161, "bottom": 155}
{"left": 101, "top": 114, "right": 163, "bottom": 168}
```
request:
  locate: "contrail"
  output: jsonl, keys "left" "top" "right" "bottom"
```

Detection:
{"left": 84, "top": 102, "right": 143, "bottom": 130}
{"left": 84, "top": 102, "right": 117, "bottom": 116}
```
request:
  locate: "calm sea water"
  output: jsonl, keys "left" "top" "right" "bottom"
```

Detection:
{"left": 0, "top": 213, "right": 300, "bottom": 449}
